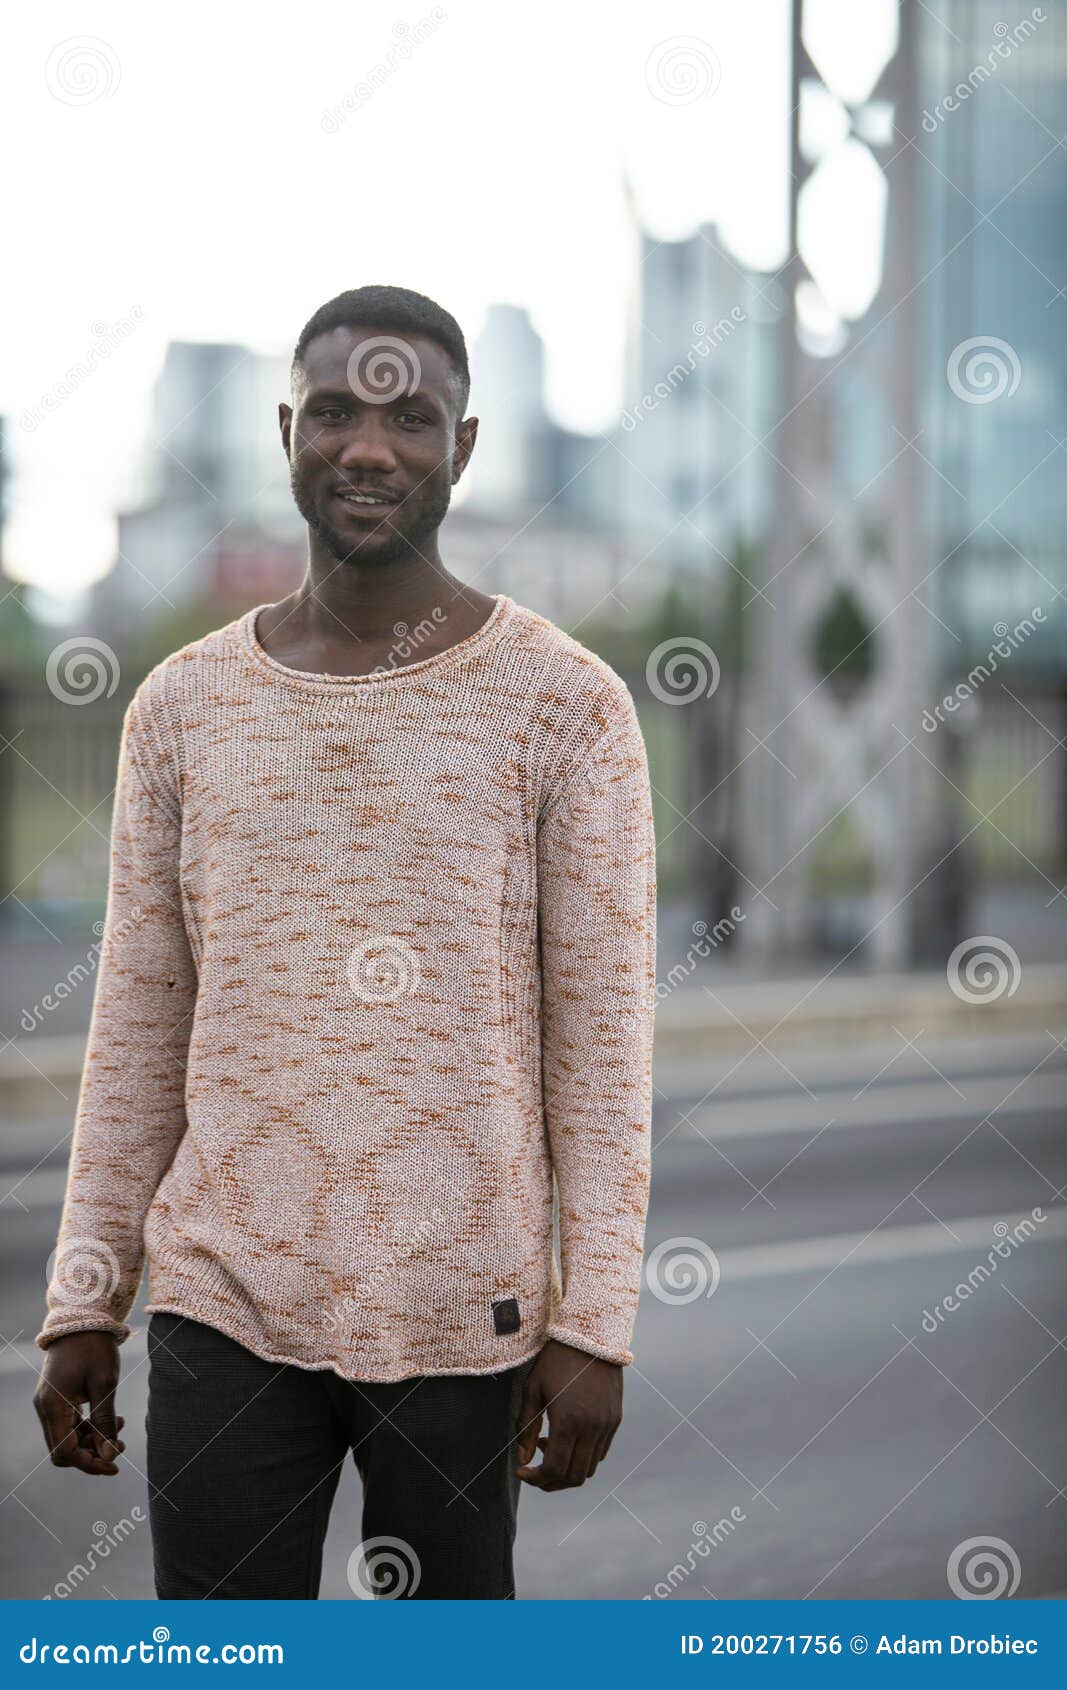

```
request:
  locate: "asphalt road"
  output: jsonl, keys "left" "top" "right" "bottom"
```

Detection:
{"left": 2, "top": 1029, "right": 1065, "bottom": 1601}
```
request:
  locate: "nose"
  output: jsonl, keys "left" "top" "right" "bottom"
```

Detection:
{"left": 336, "top": 415, "right": 398, "bottom": 473}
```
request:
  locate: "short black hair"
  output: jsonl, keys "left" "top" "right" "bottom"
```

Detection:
{"left": 291, "top": 284, "right": 470, "bottom": 420}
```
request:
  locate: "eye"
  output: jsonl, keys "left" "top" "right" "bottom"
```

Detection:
{"left": 397, "top": 412, "right": 429, "bottom": 428}
{"left": 316, "top": 407, "right": 348, "bottom": 422}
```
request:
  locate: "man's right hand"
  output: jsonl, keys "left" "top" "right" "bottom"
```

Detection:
{"left": 34, "top": 1332, "right": 125, "bottom": 1476}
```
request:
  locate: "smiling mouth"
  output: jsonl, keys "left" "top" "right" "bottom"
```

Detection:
{"left": 334, "top": 490, "right": 399, "bottom": 511}
{"left": 333, "top": 491, "right": 400, "bottom": 525}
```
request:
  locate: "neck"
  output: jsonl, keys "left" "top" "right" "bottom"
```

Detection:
{"left": 294, "top": 550, "right": 469, "bottom": 643}
{"left": 255, "top": 547, "right": 499, "bottom": 675}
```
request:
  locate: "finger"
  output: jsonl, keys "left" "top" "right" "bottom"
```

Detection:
{"left": 515, "top": 1415, "right": 542, "bottom": 1468}
{"left": 526, "top": 1450, "right": 580, "bottom": 1490}
{"left": 516, "top": 1436, "right": 552, "bottom": 1484}
{"left": 70, "top": 1412, "right": 121, "bottom": 1475}
{"left": 586, "top": 1437, "right": 608, "bottom": 1483}
{"left": 596, "top": 1422, "right": 619, "bottom": 1468}
{"left": 522, "top": 1423, "right": 577, "bottom": 1489}
{"left": 514, "top": 1380, "right": 544, "bottom": 1468}
{"left": 535, "top": 1426, "right": 608, "bottom": 1490}
{"left": 84, "top": 1428, "right": 126, "bottom": 1455}
{"left": 36, "top": 1381, "right": 119, "bottom": 1475}
{"left": 63, "top": 1415, "right": 117, "bottom": 1475}
{"left": 571, "top": 1433, "right": 605, "bottom": 1487}
{"left": 88, "top": 1373, "right": 121, "bottom": 1462}
{"left": 52, "top": 1405, "right": 119, "bottom": 1476}
{"left": 564, "top": 1430, "right": 601, "bottom": 1488}
{"left": 35, "top": 1388, "right": 79, "bottom": 1465}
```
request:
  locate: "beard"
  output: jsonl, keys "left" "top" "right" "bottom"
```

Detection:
{"left": 289, "top": 460, "right": 453, "bottom": 567}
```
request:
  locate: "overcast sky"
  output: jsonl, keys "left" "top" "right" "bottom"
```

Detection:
{"left": 2, "top": 0, "right": 793, "bottom": 599}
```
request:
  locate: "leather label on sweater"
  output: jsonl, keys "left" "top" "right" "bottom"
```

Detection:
{"left": 492, "top": 1297, "right": 521, "bottom": 1335}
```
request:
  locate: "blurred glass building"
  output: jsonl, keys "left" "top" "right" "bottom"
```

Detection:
{"left": 922, "top": 0, "right": 1067, "bottom": 902}
{"left": 924, "top": 0, "right": 1066, "bottom": 660}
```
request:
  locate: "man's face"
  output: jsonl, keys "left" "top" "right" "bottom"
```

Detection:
{"left": 281, "top": 324, "right": 476, "bottom": 567}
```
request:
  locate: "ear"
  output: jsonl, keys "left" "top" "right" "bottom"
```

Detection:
{"left": 279, "top": 402, "right": 292, "bottom": 459}
{"left": 452, "top": 415, "right": 478, "bottom": 484}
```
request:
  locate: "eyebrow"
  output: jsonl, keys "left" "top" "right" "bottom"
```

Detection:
{"left": 303, "top": 383, "right": 444, "bottom": 416}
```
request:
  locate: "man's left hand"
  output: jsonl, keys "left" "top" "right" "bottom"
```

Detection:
{"left": 515, "top": 1338, "right": 622, "bottom": 1489}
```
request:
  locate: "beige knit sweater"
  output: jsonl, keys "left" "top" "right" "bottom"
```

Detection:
{"left": 37, "top": 593, "right": 657, "bottom": 1381}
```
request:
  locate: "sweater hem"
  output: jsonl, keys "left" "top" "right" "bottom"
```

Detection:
{"left": 142, "top": 1300, "right": 548, "bottom": 1385}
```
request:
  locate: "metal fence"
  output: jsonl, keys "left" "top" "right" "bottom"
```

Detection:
{"left": 1, "top": 676, "right": 1062, "bottom": 942}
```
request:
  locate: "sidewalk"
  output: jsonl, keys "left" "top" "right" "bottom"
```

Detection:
{"left": 652, "top": 962, "right": 1067, "bottom": 1063}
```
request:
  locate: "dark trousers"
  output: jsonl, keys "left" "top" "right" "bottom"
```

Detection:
{"left": 145, "top": 1312, "right": 534, "bottom": 1599}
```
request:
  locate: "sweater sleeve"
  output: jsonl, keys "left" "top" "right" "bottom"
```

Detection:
{"left": 36, "top": 694, "right": 198, "bottom": 1350}
{"left": 537, "top": 683, "right": 657, "bottom": 1366}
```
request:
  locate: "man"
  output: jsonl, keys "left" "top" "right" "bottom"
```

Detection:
{"left": 34, "top": 284, "right": 657, "bottom": 1600}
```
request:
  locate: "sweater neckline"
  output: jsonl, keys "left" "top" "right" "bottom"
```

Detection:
{"left": 237, "top": 592, "right": 515, "bottom": 693}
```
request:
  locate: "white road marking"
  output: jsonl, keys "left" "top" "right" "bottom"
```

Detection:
{"left": 714, "top": 1204, "right": 1067, "bottom": 1283}
{"left": 679, "top": 1070, "right": 1066, "bottom": 1140}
